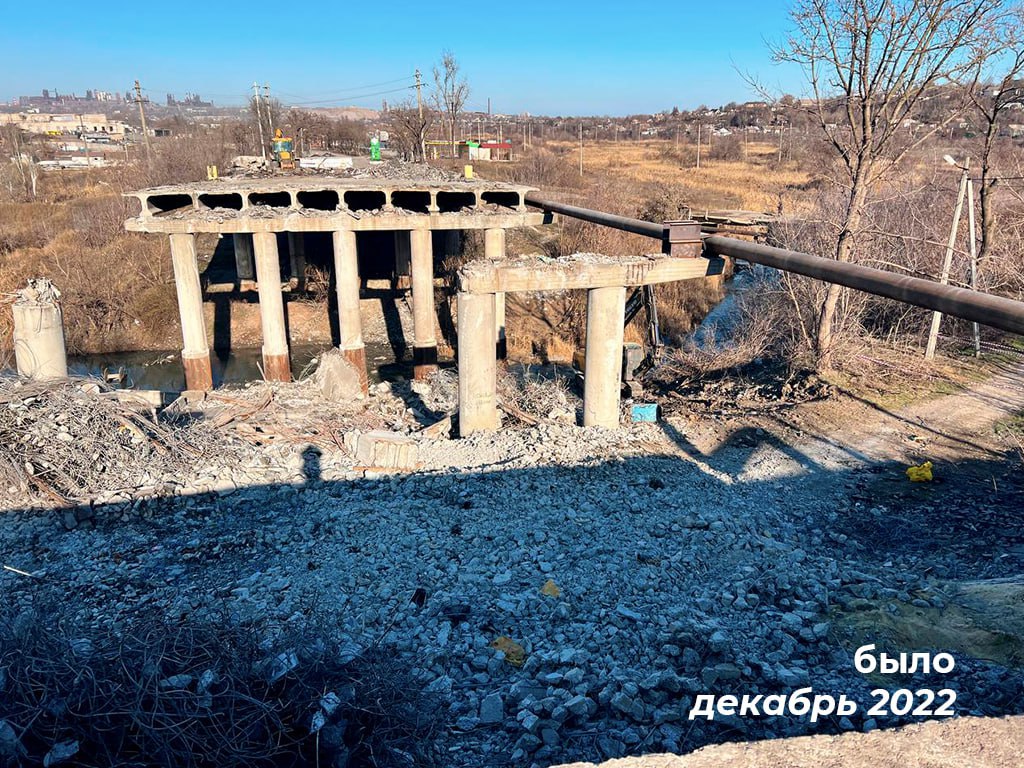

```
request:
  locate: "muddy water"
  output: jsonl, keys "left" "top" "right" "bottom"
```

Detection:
{"left": 62, "top": 341, "right": 408, "bottom": 392}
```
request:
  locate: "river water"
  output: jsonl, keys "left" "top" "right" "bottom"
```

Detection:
{"left": 61, "top": 341, "right": 408, "bottom": 392}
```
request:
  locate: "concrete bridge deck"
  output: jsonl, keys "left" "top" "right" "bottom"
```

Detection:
{"left": 126, "top": 176, "right": 541, "bottom": 230}
{"left": 124, "top": 174, "right": 717, "bottom": 435}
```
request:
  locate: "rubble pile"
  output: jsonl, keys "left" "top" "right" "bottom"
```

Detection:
{"left": 0, "top": 377, "right": 239, "bottom": 508}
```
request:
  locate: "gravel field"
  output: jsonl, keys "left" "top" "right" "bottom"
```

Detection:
{"left": 1, "top": 371, "right": 1022, "bottom": 767}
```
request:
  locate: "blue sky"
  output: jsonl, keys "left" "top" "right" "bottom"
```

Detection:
{"left": 2, "top": 1, "right": 803, "bottom": 115}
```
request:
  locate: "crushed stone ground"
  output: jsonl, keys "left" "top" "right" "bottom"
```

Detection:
{"left": 1, "top": 365, "right": 1022, "bottom": 767}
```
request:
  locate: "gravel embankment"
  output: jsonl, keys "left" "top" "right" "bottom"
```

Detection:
{"left": 1, "top": 377, "right": 1022, "bottom": 767}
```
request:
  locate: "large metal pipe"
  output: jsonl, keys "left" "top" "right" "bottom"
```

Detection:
{"left": 704, "top": 236, "right": 1024, "bottom": 337}
{"left": 525, "top": 193, "right": 667, "bottom": 239}
{"left": 525, "top": 193, "right": 1024, "bottom": 337}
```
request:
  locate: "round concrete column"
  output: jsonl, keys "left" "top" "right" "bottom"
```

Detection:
{"left": 457, "top": 291, "right": 498, "bottom": 435}
{"left": 332, "top": 229, "right": 368, "bottom": 394}
{"left": 287, "top": 232, "right": 307, "bottom": 290}
{"left": 484, "top": 228, "right": 507, "bottom": 359}
{"left": 410, "top": 228, "right": 437, "bottom": 379}
{"left": 13, "top": 302, "right": 68, "bottom": 380}
{"left": 583, "top": 285, "right": 626, "bottom": 428}
{"left": 252, "top": 231, "right": 291, "bottom": 382}
{"left": 168, "top": 233, "right": 213, "bottom": 390}
{"left": 232, "top": 233, "right": 255, "bottom": 281}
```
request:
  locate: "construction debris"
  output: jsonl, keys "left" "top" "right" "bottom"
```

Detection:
{"left": 0, "top": 377, "right": 239, "bottom": 505}
{"left": 354, "top": 431, "right": 419, "bottom": 469}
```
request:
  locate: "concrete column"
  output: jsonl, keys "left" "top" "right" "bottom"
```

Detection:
{"left": 583, "top": 285, "right": 626, "bottom": 428}
{"left": 393, "top": 231, "right": 411, "bottom": 289}
{"left": 168, "top": 234, "right": 213, "bottom": 390}
{"left": 332, "top": 229, "right": 368, "bottom": 394}
{"left": 12, "top": 282, "right": 68, "bottom": 381}
{"left": 484, "top": 228, "right": 507, "bottom": 359}
{"left": 457, "top": 291, "right": 498, "bottom": 435}
{"left": 287, "top": 232, "right": 307, "bottom": 290}
{"left": 252, "top": 231, "right": 291, "bottom": 382}
{"left": 233, "top": 233, "right": 255, "bottom": 281}
{"left": 410, "top": 228, "right": 437, "bottom": 379}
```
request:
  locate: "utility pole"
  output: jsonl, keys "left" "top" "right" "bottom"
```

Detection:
{"left": 925, "top": 160, "right": 970, "bottom": 360}
{"left": 415, "top": 69, "right": 426, "bottom": 161}
{"left": 579, "top": 122, "right": 583, "bottom": 176}
{"left": 133, "top": 79, "right": 153, "bottom": 165}
{"left": 78, "top": 113, "right": 90, "bottom": 167}
{"left": 253, "top": 82, "right": 266, "bottom": 161}
{"left": 696, "top": 123, "right": 701, "bottom": 169}
{"left": 263, "top": 83, "right": 274, "bottom": 139}
{"left": 966, "top": 172, "right": 981, "bottom": 357}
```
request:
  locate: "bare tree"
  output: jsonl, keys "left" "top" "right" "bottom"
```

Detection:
{"left": 433, "top": 51, "right": 469, "bottom": 158}
{"left": 971, "top": 10, "right": 1024, "bottom": 265}
{"left": 388, "top": 99, "right": 434, "bottom": 161}
{"left": 1, "top": 124, "right": 38, "bottom": 200}
{"left": 775, "top": 0, "right": 1007, "bottom": 367}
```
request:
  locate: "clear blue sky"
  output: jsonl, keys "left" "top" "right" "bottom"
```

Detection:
{"left": 2, "top": 1, "right": 803, "bottom": 115}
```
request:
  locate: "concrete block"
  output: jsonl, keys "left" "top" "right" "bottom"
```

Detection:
{"left": 316, "top": 349, "right": 364, "bottom": 402}
{"left": 355, "top": 431, "right": 419, "bottom": 469}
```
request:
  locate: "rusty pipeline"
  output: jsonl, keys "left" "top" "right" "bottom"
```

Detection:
{"left": 524, "top": 193, "right": 1024, "bottom": 337}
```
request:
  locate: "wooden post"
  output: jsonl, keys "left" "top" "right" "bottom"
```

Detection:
{"left": 925, "top": 166, "right": 969, "bottom": 360}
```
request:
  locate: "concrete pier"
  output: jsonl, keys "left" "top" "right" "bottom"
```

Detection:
{"left": 12, "top": 280, "right": 68, "bottom": 381}
{"left": 583, "top": 286, "right": 627, "bottom": 428}
{"left": 233, "top": 234, "right": 255, "bottom": 281}
{"left": 287, "top": 232, "right": 306, "bottom": 289}
{"left": 168, "top": 234, "right": 213, "bottom": 390}
{"left": 457, "top": 292, "right": 498, "bottom": 435}
{"left": 410, "top": 228, "right": 438, "bottom": 379}
{"left": 484, "top": 228, "right": 507, "bottom": 359}
{"left": 252, "top": 231, "right": 291, "bottom": 382}
{"left": 332, "top": 230, "right": 368, "bottom": 394}
{"left": 393, "top": 232, "right": 412, "bottom": 289}
{"left": 456, "top": 252, "right": 720, "bottom": 435}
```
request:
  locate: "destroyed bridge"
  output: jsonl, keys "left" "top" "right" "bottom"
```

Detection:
{"left": 124, "top": 174, "right": 1024, "bottom": 437}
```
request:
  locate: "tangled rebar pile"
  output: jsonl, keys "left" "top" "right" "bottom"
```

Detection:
{"left": 0, "top": 377, "right": 239, "bottom": 505}
{"left": 0, "top": 605, "right": 443, "bottom": 767}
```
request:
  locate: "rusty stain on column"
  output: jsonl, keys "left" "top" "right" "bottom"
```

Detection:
{"left": 410, "top": 228, "right": 437, "bottom": 379}
{"left": 168, "top": 233, "right": 213, "bottom": 390}
{"left": 332, "top": 229, "right": 368, "bottom": 394}
{"left": 484, "top": 228, "right": 507, "bottom": 359}
{"left": 252, "top": 231, "right": 291, "bottom": 382}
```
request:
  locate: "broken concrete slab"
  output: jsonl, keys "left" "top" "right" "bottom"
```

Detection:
{"left": 355, "top": 431, "right": 419, "bottom": 469}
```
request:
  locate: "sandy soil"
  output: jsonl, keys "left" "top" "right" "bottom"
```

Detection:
{"left": 554, "top": 713, "right": 1024, "bottom": 768}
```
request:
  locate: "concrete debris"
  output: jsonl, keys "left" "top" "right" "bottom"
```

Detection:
{"left": 355, "top": 431, "right": 418, "bottom": 469}
{"left": 15, "top": 278, "right": 61, "bottom": 305}
{"left": 315, "top": 350, "right": 364, "bottom": 402}
{"left": 2, "top": 371, "right": 1021, "bottom": 766}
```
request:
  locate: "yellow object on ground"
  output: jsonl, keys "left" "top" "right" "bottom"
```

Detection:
{"left": 490, "top": 635, "right": 526, "bottom": 666}
{"left": 906, "top": 461, "right": 933, "bottom": 482}
{"left": 541, "top": 579, "right": 561, "bottom": 597}
{"left": 464, "top": 164, "right": 473, "bottom": 179}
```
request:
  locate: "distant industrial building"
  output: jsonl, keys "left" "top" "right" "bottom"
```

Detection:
{"left": 0, "top": 112, "right": 130, "bottom": 137}
{"left": 17, "top": 88, "right": 125, "bottom": 108}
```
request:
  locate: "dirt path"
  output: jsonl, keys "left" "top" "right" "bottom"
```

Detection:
{"left": 798, "top": 359, "right": 1024, "bottom": 466}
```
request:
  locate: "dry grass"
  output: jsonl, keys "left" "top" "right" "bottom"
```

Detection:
{"left": 546, "top": 139, "right": 812, "bottom": 213}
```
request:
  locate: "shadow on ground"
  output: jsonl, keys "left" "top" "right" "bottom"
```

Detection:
{"left": 1, "top": 416, "right": 1022, "bottom": 767}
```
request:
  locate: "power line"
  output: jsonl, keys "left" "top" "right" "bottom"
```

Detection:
{"left": 282, "top": 84, "right": 416, "bottom": 106}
